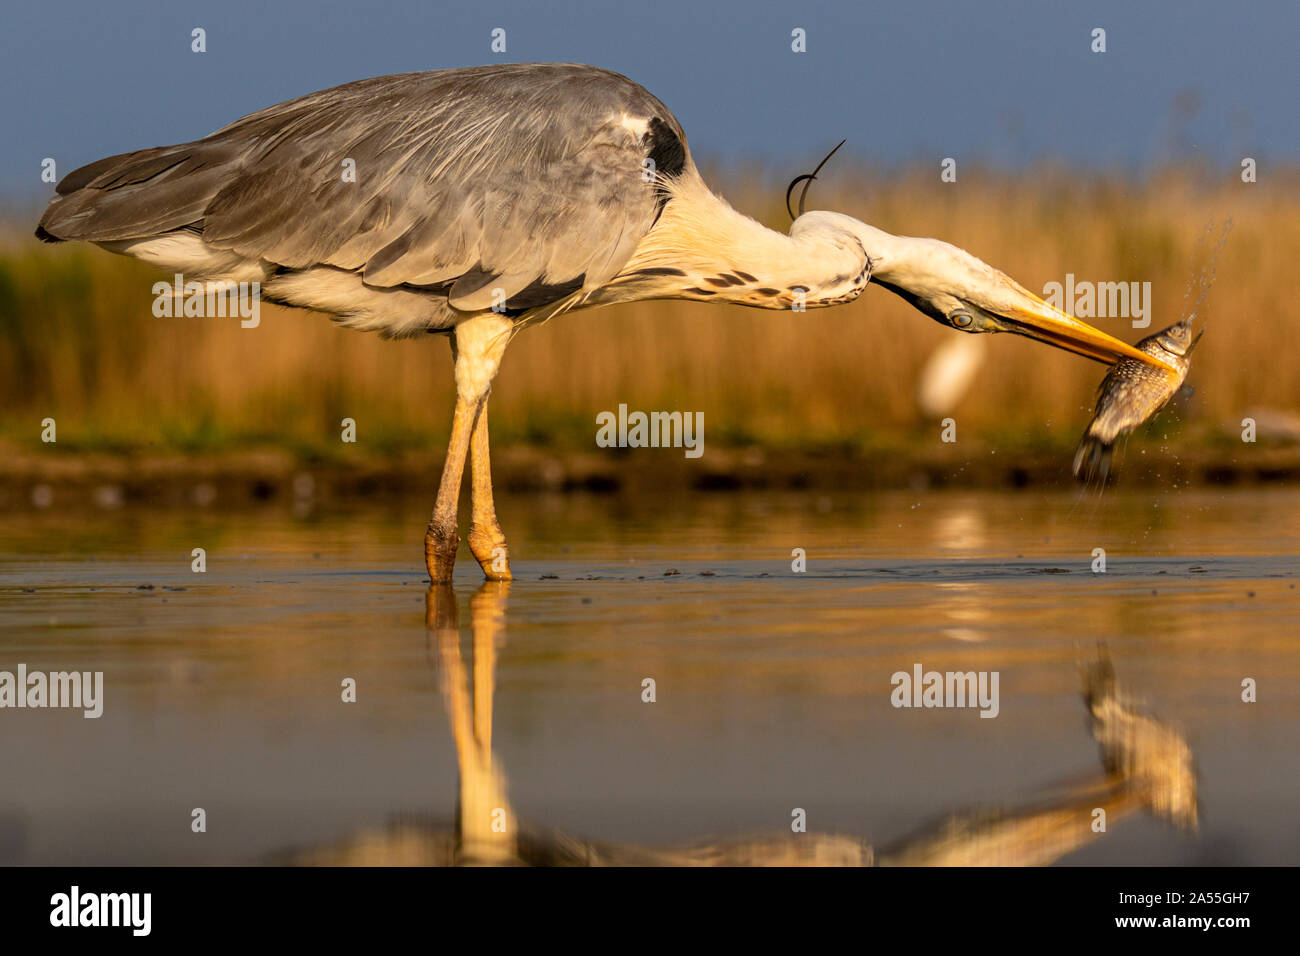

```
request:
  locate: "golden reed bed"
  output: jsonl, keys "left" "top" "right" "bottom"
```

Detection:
{"left": 0, "top": 165, "right": 1294, "bottom": 456}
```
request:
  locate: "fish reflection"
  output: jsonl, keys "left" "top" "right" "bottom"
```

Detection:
{"left": 881, "top": 654, "right": 1196, "bottom": 865}
{"left": 276, "top": 588, "right": 1196, "bottom": 866}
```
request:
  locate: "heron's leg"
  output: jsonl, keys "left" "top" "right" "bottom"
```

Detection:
{"left": 467, "top": 399, "right": 512, "bottom": 581}
{"left": 425, "top": 397, "right": 476, "bottom": 583}
{"left": 425, "top": 312, "right": 514, "bottom": 583}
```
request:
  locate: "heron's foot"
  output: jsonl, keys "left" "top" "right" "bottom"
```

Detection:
{"left": 425, "top": 523, "right": 460, "bottom": 583}
{"left": 468, "top": 523, "right": 513, "bottom": 581}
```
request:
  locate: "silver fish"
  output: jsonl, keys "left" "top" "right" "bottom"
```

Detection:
{"left": 1073, "top": 319, "right": 1202, "bottom": 482}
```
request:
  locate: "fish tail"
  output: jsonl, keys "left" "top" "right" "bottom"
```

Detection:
{"left": 1072, "top": 436, "right": 1113, "bottom": 484}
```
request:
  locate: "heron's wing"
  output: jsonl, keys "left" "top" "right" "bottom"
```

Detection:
{"left": 38, "top": 64, "right": 690, "bottom": 311}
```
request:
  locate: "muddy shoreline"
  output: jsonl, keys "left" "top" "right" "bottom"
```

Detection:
{"left": 3, "top": 442, "right": 1298, "bottom": 508}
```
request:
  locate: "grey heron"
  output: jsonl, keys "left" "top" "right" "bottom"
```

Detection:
{"left": 36, "top": 63, "right": 1168, "bottom": 582}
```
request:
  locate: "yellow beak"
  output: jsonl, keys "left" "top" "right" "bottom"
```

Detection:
{"left": 999, "top": 295, "right": 1173, "bottom": 371}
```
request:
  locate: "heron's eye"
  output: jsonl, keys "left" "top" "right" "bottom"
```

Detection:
{"left": 949, "top": 310, "right": 974, "bottom": 329}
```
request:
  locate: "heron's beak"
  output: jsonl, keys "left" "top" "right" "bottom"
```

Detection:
{"left": 994, "top": 293, "right": 1171, "bottom": 370}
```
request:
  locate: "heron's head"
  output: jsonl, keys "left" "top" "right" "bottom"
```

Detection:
{"left": 811, "top": 212, "right": 1170, "bottom": 370}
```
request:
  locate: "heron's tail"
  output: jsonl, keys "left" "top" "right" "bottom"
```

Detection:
{"left": 36, "top": 139, "right": 235, "bottom": 243}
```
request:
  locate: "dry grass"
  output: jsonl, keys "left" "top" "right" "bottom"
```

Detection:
{"left": 0, "top": 164, "right": 1292, "bottom": 456}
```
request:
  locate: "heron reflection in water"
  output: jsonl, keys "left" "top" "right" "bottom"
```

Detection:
{"left": 274, "top": 586, "right": 1196, "bottom": 866}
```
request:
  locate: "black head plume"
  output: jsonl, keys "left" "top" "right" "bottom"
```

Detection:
{"left": 785, "top": 139, "right": 847, "bottom": 221}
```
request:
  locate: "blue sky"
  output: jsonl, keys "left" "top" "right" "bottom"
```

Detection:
{"left": 1, "top": 0, "right": 1294, "bottom": 201}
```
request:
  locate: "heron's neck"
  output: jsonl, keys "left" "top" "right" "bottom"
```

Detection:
{"left": 608, "top": 176, "right": 874, "bottom": 310}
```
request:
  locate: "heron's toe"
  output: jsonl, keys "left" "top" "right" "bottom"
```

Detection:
{"left": 468, "top": 525, "right": 512, "bottom": 581}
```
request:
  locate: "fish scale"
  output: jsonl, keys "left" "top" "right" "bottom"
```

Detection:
{"left": 1073, "top": 318, "right": 1201, "bottom": 483}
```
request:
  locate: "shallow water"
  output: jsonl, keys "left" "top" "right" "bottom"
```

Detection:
{"left": 0, "top": 487, "right": 1297, "bottom": 865}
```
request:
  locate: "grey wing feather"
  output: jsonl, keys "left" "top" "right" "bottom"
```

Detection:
{"left": 38, "top": 64, "right": 690, "bottom": 313}
{"left": 37, "top": 141, "right": 244, "bottom": 241}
